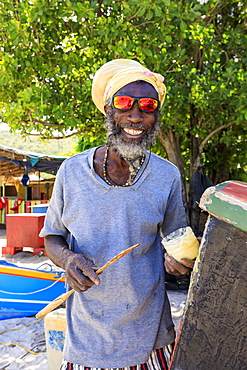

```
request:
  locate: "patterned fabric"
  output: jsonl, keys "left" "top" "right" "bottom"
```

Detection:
{"left": 60, "top": 344, "right": 174, "bottom": 370}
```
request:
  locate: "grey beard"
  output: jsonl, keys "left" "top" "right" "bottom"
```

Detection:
{"left": 104, "top": 108, "right": 160, "bottom": 183}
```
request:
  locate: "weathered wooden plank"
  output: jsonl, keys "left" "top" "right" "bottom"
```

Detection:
{"left": 169, "top": 215, "right": 247, "bottom": 370}
{"left": 199, "top": 181, "right": 247, "bottom": 232}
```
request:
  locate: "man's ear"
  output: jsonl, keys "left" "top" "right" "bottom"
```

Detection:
{"left": 104, "top": 104, "right": 111, "bottom": 115}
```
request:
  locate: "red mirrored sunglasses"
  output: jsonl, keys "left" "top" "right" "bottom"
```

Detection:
{"left": 109, "top": 95, "right": 160, "bottom": 113}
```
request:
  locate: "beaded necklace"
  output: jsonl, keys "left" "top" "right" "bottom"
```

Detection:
{"left": 102, "top": 146, "right": 145, "bottom": 187}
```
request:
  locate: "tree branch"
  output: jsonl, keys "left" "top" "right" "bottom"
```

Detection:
{"left": 21, "top": 130, "right": 86, "bottom": 139}
{"left": 19, "top": 120, "right": 60, "bottom": 127}
{"left": 131, "top": 21, "right": 154, "bottom": 28}
{"left": 199, "top": 120, "right": 236, "bottom": 153}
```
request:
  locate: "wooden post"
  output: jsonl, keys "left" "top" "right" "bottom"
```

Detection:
{"left": 169, "top": 181, "right": 247, "bottom": 370}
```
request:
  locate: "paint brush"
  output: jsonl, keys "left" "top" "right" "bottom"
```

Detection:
{"left": 36, "top": 243, "right": 140, "bottom": 319}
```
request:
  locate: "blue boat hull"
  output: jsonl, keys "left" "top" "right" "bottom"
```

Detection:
{"left": 0, "top": 261, "right": 66, "bottom": 320}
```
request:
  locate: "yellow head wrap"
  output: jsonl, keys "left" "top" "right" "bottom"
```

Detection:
{"left": 92, "top": 59, "right": 166, "bottom": 115}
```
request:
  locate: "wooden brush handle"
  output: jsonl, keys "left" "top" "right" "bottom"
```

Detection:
{"left": 36, "top": 243, "right": 140, "bottom": 319}
{"left": 36, "top": 289, "right": 75, "bottom": 318}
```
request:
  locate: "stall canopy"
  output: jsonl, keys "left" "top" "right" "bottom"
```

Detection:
{"left": 0, "top": 144, "right": 68, "bottom": 178}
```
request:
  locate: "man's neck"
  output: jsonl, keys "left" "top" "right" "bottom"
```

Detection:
{"left": 93, "top": 146, "right": 130, "bottom": 186}
{"left": 104, "top": 146, "right": 132, "bottom": 186}
{"left": 93, "top": 145, "right": 145, "bottom": 187}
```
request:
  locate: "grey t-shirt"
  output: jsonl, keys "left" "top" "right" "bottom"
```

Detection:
{"left": 40, "top": 147, "right": 187, "bottom": 367}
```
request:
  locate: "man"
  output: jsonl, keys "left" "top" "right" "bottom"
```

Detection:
{"left": 40, "top": 59, "right": 194, "bottom": 370}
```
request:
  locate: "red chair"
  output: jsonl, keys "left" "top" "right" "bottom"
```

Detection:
{"left": 0, "top": 197, "right": 7, "bottom": 210}
{"left": 10, "top": 198, "right": 24, "bottom": 213}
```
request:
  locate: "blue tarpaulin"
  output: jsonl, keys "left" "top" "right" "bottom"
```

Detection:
{"left": 0, "top": 144, "right": 68, "bottom": 177}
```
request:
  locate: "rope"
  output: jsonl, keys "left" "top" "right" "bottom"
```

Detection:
{"left": 36, "top": 262, "right": 53, "bottom": 271}
{"left": 0, "top": 318, "right": 44, "bottom": 355}
{"left": 0, "top": 318, "right": 43, "bottom": 335}
{"left": 0, "top": 274, "right": 65, "bottom": 295}
{"left": 0, "top": 341, "right": 42, "bottom": 355}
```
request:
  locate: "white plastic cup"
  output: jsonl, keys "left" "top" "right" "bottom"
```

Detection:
{"left": 162, "top": 226, "right": 199, "bottom": 262}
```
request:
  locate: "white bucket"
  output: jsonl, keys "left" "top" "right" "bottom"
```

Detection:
{"left": 44, "top": 308, "right": 66, "bottom": 370}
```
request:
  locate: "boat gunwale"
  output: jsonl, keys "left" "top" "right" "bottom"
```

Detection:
{"left": 0, "top": 265, "right": 65, "bottom": 282}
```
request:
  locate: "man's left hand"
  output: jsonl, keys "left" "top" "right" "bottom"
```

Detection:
{"left": 164, "top": 253, "right": 195, "bottom": 276}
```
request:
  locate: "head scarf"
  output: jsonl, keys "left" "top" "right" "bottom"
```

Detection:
{"left": 92, "top": 59, "right": 166, "bottom": 115}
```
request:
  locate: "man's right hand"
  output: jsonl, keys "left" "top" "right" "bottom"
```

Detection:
{"left": 63, "top": 253, "right": 100, "bottom": 292}
{"left": 44, "top": 235, "right": 100, "bottom": 292}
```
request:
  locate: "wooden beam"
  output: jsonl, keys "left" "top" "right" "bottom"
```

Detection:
{"left": 169, "top": 181, "right": 247, "bottom": 369}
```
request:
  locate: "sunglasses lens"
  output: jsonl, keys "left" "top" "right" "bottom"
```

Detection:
{"left": 112, "top": 95, "right": 159, "bottom": 112}
{"left": 113, "top": 96, "right": 134, "bottom": 110}
{"left": 139, "top": 98, "right": 159, "bottom": 112}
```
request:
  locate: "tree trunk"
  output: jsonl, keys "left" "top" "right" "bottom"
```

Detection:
{"left": 158, "top": 129, "right": 190, "bottom": 223}
{"left": 208, "top": 142, "right": 231, "bottom": 184}
{"left": 188, "top": 44, "right": 205, "bottom": 234}
{"left": 189, "top": 104, "right": 203, "bottom": 234}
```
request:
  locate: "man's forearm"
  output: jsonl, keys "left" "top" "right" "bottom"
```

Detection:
{"left": 44, "top": 234, "right": 74, "bottom": 270}
{"left": 44, "top": 234, "right": 100, "bottom": 291}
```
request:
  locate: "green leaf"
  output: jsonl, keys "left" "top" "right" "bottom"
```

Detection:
{"left": 162, "top": 0, "right": 171, "bottom": 6}
{"left": 146, "top": 9, "right": 153, "bottom": 20}
{"left": 154, "top": 5, "right": 162, "bottom": 17}
{"left": 137, "top": 7, "right": 146, "bottom": 17}
{"left": 180, "top": 20, "right": 187, "bottom": 32}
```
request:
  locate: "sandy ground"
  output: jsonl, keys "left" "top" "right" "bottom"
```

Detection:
{"left": 0, "top": 229, "right": 188, "bottom": 370}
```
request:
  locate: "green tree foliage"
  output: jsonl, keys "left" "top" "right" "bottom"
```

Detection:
{"left": 0, "top": 0, "right": 246, "bottom": 230}
{"left": 0, "top": 130, "right": 77, "bottom": 156}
